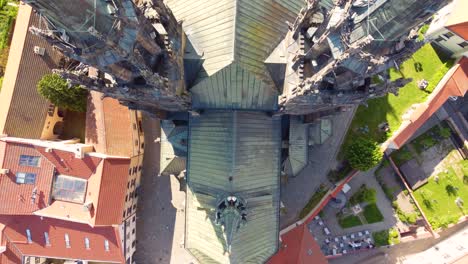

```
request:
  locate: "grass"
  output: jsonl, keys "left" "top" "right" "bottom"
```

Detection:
{"left": 299, "top": 185, "right": 329, "bottom": 219}
{"left": 373, "top": 228, "right": 400, "bottom": 246}
{"left": 349, "top": 184, "right": 377, "bottom": 205}
{"left": 340, "top": 44, "right": 453, "bottom": 158}
{"left": 338, "top": 214, "right": 362, "bottom": 228}
{"left": 413, "top": 159, "right": 468, "bottom": 229}
{"left": 363, "top": 203, "right": 384, "bottom": 223}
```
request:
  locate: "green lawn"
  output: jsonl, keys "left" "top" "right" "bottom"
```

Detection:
{"left": 413, "top": 159, "right": 468, "bottom": 229}
{"left": 363, "top": 203, "right": 384, "bottom": 223}
{"left": 299, "top": 185, "right": 329, "bottom": 219}
{"left": 340, "top": 44, "right": 453, "bottom": 158}
{"left": 373, "top": 228, "right": 400, "bottom": 246}
{"left": 338, "top": 214, "right": 362, "bottom": 228}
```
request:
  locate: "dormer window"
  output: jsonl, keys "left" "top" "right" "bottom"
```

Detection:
{"left": 65, "top": 233, "right": 71, "bottom": 248}
{"left": 16, "top": 172, "right": 36, "bottom": 184}
{"left": 85, "top": 237, "right": 90, "bottom": 249}
{"left": 26, "top": 229, "right": 32, "bottom": 243}
{"left": 19, "top": 155, "right": 40, "bottom": 167}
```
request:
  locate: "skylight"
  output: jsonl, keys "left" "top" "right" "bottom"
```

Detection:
{"left": 44, "top": 232, "right": 50, "bottom": 246}
{"left": 52, "top": 175, "right": 87, "bottom": 203}
{"left": 16, "top": 172, "right": 36, "bottom": 184}
{"left": 26, "top": 229, "right": 32, "bottom": 243}
{"left": 104, "top": 240, "right": 110, "bottom": 251}
{"left": 19, "top": 155, "right": 41, "bottom": 167}
{"left": 85, "top": 237, "right": 90, "bottom": 249}
{"left": 65, "top": 233, "right": 70, "bottom": 248}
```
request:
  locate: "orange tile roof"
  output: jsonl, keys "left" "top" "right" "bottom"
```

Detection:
{"left": 0, "top": 4, "right": 63, "bottom": 138}
{"left": 93, "top": 158, "right": 130, "bottom": 226}
{"left": 391, "top": 57, "right": 468, "bottom": 149}
{"left": 0, "top": 215, "right": 125, "bottom": 263}
{"left": 268, "top": 224, "right": 328, "bottom": 264}
{"left": 35, "top": 148, "right": 102, "bottom": 180}
{"left": 0, "top": 142, "right": 55, "bottom": 215}
{"left": 86, "top": 91, "right": 136, "bottom": 157}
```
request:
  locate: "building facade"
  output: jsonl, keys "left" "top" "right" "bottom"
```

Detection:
{"left": 425, "top": 0, "right": 468, "bottom": 59}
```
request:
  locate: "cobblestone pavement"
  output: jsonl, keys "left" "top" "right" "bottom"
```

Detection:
{"left": 280, "top": 107, "right": 356, "bottom": 228}
{"left": 135, "top": 114, "right": 197, "bottom": 264}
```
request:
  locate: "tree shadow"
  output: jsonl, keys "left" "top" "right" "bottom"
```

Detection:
{"left": 445, "top": 184, "right": 458, "bottom": 196}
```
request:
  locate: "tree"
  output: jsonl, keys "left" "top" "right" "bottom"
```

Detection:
{"left": 37, "top": 74, "right": 88, "bottom": 112}
{"left": 345, "top": 137, "right": 383, "bottom": 171}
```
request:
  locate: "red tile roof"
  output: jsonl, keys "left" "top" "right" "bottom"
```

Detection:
{"left": 390, "top": 57, "right": 468, "bottom": 149}
{"left": 268, "top": 224, "right": 328, "bottom": 264}
{"left": 35, "top": 148, "right": 102, "bottom": 180}
{"left": 0, "top": 215, "right": 125, "bottom": 263}
{"left": 86, "top": 91, "right": 137, "bottom": 157}
{"left": 0, "top": 142, "right": 55, "bottom": 215}
{"left": 93, "top": 158, "right": 130, "bottom": 226}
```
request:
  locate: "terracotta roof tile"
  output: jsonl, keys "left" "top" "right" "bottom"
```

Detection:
{"left": 93, "top": 158, "right": 130, "bottom": 226}
{"left": 0, "top": 215, "right": 125, "bottom": 263}
{"left": 268, "top": 224, "right": 327, "bottom": 264}
{"left": 86, "top": 91, "right": 137, "bottom": 157}
{"left": 0, "top": 142, "right": 55, "bottom": 215}
{"left": 35, "top": 148, "right": 102, "bottom": 179}
{"left": 0, "top": 4, "right": 63, "bottom": 138}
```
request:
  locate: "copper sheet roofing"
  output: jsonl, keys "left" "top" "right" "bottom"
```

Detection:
{"left": 0, "top": 142, "right": 55, "bottom": 215}
{"left": 390, "top": 57, "right": 468, "bottom": 149}
{"left": 0, "top": 215, "right": 125, "bottom": 263}
{"left": 86, "top": 91, "right": 136, "bottom": 157}
{"left": 0, "top": 4, "right": 62, "bottom": 138}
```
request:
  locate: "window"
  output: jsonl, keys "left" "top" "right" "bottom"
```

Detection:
{"left": 44, "top": 232, "right": 50, "bottom": 246}
{"left": 133, "top": 123, "right": 137, "bottom": 130}
{"left": 132, "top": 228, "right": 135, "bottom": 234}
{"left": 458, "top": 41, "right": 468, "bottom": 48}
{"left": 26, "top": 229, "right": 32, "bottom": 243}
{"left": 443, "top": 32, "right": 454, "bottom": 39}
{"left": 85, "top": 237, "right": 90, "bottom": 249}
{"left": 132, "top": 216, "right": 136, "bottom": 222}
{"left": 19, "top": 155, "right": 41, "bottom": 167}
{"left": 52, "top": 175, "right": 87, "bottom": 203}
{"left": 435, "top": 36, "right": 445, "bottom": 42}
{"left": 16, "top": 172, "right": 36, "bottom": 184}
{"left": 65, "top": 233, "right": 71, "bottom": 248}
{"left": 132, "top": 240, "right": 136, "bottom": 248}
{"left": 104, "top": 240, "right": 110, "bottom": 251}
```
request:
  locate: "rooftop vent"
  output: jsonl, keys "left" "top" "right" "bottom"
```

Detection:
{"left": 83, "top": 201, "right": 93, "bottom": 212}
{"left": 33, "top": 46, "right": 45, "bottom": 56}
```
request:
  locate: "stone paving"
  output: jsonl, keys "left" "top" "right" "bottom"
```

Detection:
{"left": 135, "top": 114, "right": 197, "bottom": 264}
{"left": 280, "top": 107, "right": 357, "bottom": 228}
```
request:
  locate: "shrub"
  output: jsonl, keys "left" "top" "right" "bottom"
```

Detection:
{"left": 298, "top": 185, "right": 329, "bottom": 219}
{"left": 345, "top": 137, "right": 383, "bottom": 171}
{"left": 327, "top": 163, "right": 352, "bottom": 183}
{"left": 349, "top": 184, "right": 377, "bottom": 205}
{"left": 37, "top": 74, "right": 88, "bottom": 112}
{"left": 373, "top": 228, "right": 400, "bottom": 246}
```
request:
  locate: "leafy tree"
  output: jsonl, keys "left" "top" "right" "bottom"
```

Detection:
{"left": 37, "top": 74, "right": 88, "bottom": 112}
{"left": 345, "top": 137, "right": 383, "bottom": 171}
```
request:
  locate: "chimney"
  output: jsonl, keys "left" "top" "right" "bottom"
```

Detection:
{"left": 0, "top": 168, "right": 10, "bottom": 174}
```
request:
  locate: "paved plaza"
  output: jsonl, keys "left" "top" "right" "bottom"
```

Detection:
{"left": 135, "top": 114, "right": 197, "bottom": 264}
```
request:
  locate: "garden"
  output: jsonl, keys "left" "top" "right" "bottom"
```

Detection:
{"left": 413, "top": 159, "right": 468, "bottom": 229}
{"left": 337, "top": 184, "right": 384, "bottom": 228}
{"left": 337, "top": 41, "right": 454, "bottom": 173}
{"left": 372, "top": 228, "right": 400, "bottom": 246}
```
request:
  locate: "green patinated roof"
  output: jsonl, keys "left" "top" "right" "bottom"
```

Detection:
{"left": 160, "top": 120, "right": 188, "bottom": 175}
{"left": 186, "top": 111, "right": 281, "bottom": 264}
{"left": 287, "top": 117, "right": 309, "bottom": 177}
{"left": 166, "top": 0, "right": 303, "bottom": 110}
